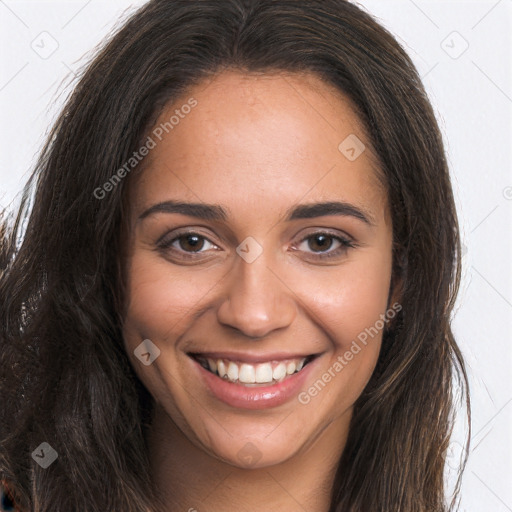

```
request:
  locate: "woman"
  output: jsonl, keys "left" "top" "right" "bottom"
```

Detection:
{"left": 0, "top": 0, "right": 470, "bottom": 510}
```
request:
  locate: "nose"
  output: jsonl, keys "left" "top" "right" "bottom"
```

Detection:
{"left": 216, "top": 252, "right": 297, "bottom": 339}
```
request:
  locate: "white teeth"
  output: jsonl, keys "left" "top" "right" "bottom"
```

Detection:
{"left": 217, "top": 360, "right": 227, "bottom": 378}
{"left": 272, "top": 362, "right": 287, "bottom": 381}
{"left": 286, "top": 362, "right": 297, "bottom": 375}
{"left": 239, "top": 364, "right": 256, "bottom": 384}
{"left": 202, "top": 356, "right": 309, "bottom": 384}
{"left": 255, "top": 363, "right": 273, "bottom": 383}
{"left": 227, "top": 361, "right": 239, "bottom": 381}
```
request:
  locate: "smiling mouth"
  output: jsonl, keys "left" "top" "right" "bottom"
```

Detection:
{"left": 189, "top": 353, "right": 318, "bottom": 387}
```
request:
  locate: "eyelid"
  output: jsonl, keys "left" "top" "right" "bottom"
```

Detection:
{"left": 156, "top": 227, "right": 357, "bottom": 262}
{"left": 292, "top": 230, "right": 356, "bottom": 259}
{"left": 157, "top": 225, "right": 355, "bottom": 244}
{"left": 157, "top": 229, "right": 219, "bottom": 250}
{"left": 296, "top": 226, "right": 354, "bottom": 242}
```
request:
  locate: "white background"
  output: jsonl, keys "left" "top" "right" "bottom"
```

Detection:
{"left": 1, "top": 1, "right": 511, "bottom": 510}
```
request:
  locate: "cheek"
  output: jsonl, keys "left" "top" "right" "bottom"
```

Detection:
{"left": 292, "top": 252, "right": 392, "bottom": 350}
{"left": 123, "top": 241, "right": 393, "bottom": 349}
{"left": 293, "top": 254, "right": 392, "bottom": 414}
{"left": 122, "top": 251, "right": 221, "bottom": 342}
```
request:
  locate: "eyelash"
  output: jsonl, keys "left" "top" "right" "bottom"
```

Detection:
{"left": 157, "top": 230, "right": 357, "bottom": 261}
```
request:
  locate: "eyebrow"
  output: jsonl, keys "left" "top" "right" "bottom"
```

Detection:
{"left": 138, "top": 200, "right": 375, "bottom": 226}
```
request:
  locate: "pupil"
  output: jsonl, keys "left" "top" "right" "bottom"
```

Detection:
{"left": 310, "top": 234, "right": 332, "bottom": 252}
{"left": 181, "top": 235, "right": 203, "bottom": 252}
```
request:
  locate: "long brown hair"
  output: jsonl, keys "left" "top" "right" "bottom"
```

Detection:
{"left": 0, "top": 1, "right": 469, "bottom": 510}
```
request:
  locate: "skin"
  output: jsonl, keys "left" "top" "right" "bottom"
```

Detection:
{"left": 122, "top": 71, "right": 395, "bottom": 512}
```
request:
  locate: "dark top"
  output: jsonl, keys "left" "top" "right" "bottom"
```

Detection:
{"left": 1, "top": 480, "right": 20, "bottom": 512}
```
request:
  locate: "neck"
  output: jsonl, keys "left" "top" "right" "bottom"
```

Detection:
{"left": 147, "top": 404, "right": 350, "bottom": 512}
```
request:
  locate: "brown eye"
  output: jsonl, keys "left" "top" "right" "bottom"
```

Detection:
{"left": 157, "top": 231, "right": 219, "bottom": 260}
{"left": 307, "top": 233, "right": 335, "bottom": 252}
{"left": 295, "top": 231, "right": 356, "bottom": 260}
{"left": 177, "top": 234, "right": 206, "bottom": 252}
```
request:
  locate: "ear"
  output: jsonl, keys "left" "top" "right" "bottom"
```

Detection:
{"left": 389, "top": 242, "right": 406, "bottom": 303}
{"left": 388, "top": 273, "right": 404, "bottom": 307}
{"left": 386, "top": 247, "right": 406, "bottom": 329}
{"left": 384, "top": 275, "right": 403, "bottom": 335}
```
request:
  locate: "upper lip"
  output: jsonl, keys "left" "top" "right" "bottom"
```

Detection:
{"left": 188, "top": 351, "right": 320, "bottom": 364}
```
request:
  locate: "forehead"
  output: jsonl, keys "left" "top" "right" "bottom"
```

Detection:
{"left": 130, "top": 70, "right": 388, "bottom": 225}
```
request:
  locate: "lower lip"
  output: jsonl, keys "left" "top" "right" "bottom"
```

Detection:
{"left": 191, "top": 357, "right": 318, "bottom": 410}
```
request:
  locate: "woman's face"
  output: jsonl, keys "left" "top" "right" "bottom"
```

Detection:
{"left": 123, "top": 71, "right": 394, "bottom": 468}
